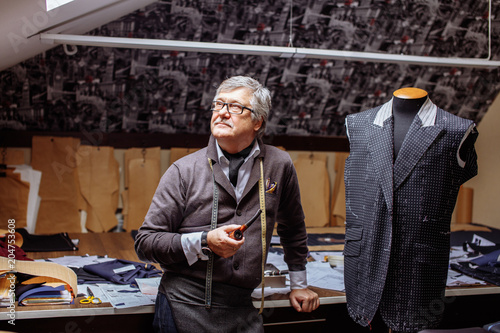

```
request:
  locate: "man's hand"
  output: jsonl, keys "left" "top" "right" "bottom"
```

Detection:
{"left": 207, "top": 225, "right": 244, "bottom": 258}
{"left": 289, "top": 288, "right": 320, "bottom": 313}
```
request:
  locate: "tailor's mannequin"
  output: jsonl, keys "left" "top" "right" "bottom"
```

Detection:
{"left": 392, "top": 87, "right": 428, "bottom": 159}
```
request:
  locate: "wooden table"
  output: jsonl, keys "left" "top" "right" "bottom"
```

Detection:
{"left": 1, "top": 231, "right": 499, "bottom": 332}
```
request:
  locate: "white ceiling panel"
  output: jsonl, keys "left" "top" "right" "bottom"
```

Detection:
{"left": 0, "top": 0, "right": 157, "bottom": 71}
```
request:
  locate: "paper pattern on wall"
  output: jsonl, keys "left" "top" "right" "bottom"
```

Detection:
{"left": 77, "top": 146, "right": 120, "bottom": 232}
{"left": 122, "top": 147, "right": 161, "bottom": 230}
{"left": 31, "top": 136, "right": 83, "bottom": 234}
{"left": 331, "top": 152, "right": 349, "bottom": 227}
{"left": 169, "top": 147, "right": 200, "bottom": 166}
{"left": 123, "top": 147, "right": 161, "bottom": 188}
{"left": 456, "top": 186, "right": 474, "bottom": 224}
{"left": 294, "top": 153, "right": 330, "bottom": 227}
{"left": 126, "top": 158, "right": 161, "bottom": 231}
{"left": 0, "top": 169, "right": 29, "bottom": 230}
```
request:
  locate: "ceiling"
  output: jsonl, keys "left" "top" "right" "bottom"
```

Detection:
{"left": 0, "top": 0, "right": 498, "bottom": 141}
{"left": 0, "top": 0, "right": 157, "bottom": 72}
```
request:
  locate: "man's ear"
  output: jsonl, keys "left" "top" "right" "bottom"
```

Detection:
{"left": 253, "top": 117, "right": 263, "bottom": 132}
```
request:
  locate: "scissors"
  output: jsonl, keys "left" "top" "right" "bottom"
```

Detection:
{"left": 80, "top": 287, "right": 102, "bottom": 305}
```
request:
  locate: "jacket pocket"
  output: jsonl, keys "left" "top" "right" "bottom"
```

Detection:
{"left": 414, "top": 243, "right": 449, "bottom": 267}
{"left": 343, "top": 226, "right": 363, "bottom": 257}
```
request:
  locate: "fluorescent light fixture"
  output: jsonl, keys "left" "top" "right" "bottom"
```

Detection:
{"left": 46, "top": 0, "right": 75, "bottom": 11}
{"left": 40, "top": 33, "right": 500, "bottom": 69}
{"left": 40, "top": 34, "right": 294, "bottom": 58}
{"left": 295, "top": 48, "right": 500, "bottom": 68}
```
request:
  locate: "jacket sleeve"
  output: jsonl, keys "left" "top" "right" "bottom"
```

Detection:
{"left": 275, "top": 158, "right": 308, "bottom": 271}
{"left": 134, "top": 164, "right": 188, "bottom": 265}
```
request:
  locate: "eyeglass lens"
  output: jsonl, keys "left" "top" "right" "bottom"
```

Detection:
{"left": 212, "top": 101, "right": 244, "bottom": 114}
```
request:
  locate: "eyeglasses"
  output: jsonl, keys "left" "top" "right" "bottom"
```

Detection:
{"left": 211, "top": 100, "right": 254, "bottom": 115}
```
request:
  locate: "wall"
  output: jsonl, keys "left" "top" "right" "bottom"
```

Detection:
{"left": 467, "top": 94, "right": 500, "bottom": 229}
{"left": 11, "top": 126, "right": 499, "bottom": 231}
{"left": 11, "top": 145, "right": 340, "bottom": 230}
{"left": 113, "top": 148, "right": 339, "bottom": 213}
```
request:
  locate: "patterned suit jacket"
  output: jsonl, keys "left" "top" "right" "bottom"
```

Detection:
{"left": 343, "top": 98, "right": 478, "bottom": 332}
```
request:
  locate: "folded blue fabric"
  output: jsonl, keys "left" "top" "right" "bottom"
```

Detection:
{"left": 471, "top": 249, "right": 500, "bottom": 267}
{"left": 82, "top": 259, "right": 162, "bottom": 285}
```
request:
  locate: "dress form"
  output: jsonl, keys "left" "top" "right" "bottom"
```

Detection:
{"left": 343, "top": 89, "right": 478, "bottom": 332}
{"left": 392, "top": 87, "right": 428, "bottom": 159}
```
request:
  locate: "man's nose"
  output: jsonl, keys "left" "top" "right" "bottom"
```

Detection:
{"left": 217, "top": 105, "right": 231, "bottom": 116}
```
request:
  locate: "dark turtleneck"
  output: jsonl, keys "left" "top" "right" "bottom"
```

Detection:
{"left": 393, "top": 95, "right": 427, "bottom": 159}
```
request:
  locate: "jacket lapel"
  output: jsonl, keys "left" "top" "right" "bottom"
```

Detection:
{"left": 211, "top": 162, "right": 237, "bottom": 199}
{"left": 367, "top": 110, "right": 394, "bottom": 213}
{"left": 206, "top": 135, "right": 237, "bottom": 200}
{"left": 240, "top": 140, "right": 266, "bottom": 199}
{"left": 393, "top": 110, "right": 443, "bottom": 190}
{"left": 240, "top": 158, "right": 261, "bottom": 199}
{"left": 366, "top": 98, "right": 443, "bottom": 209}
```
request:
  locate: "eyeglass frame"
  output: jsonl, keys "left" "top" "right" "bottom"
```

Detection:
{"left": 211, "top": 100, "right": 255, "bottom": 115}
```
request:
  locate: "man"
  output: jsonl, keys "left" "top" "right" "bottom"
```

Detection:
{"left": 135, "top": 76, "right": 319, "bottom": 332}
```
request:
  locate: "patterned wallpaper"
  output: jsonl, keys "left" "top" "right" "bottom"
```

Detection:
{"left": 1, "top": 0, "right": 499, "bottom": 137}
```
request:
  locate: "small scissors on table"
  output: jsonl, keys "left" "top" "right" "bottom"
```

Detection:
{"left": 80, "top": 287, "right": 102, "bottom": 305}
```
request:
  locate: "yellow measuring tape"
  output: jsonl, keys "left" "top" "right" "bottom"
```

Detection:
{"left": 258, "top": 158, "right": 266, "bottom": 314}
{"left": 207, "top": 157, "right": 267, "bottom": 314}
{"left": 206, "top": 158, "right": 218, "bottom": 309}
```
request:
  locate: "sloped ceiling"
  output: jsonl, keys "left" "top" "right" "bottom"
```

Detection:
{"left": 0, "top": 0, "right": 157, "bottom": 72}
{"left": 1, "top": 0, "right": 499, "bottom": 145}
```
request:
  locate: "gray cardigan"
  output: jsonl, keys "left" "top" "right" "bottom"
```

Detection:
{"left": 135, "top": 135, "right": 308, "bottom": 290}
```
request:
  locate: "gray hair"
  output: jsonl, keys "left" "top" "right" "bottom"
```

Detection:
{"left": 215, "top": 76, "right": 271, "bottom": 139}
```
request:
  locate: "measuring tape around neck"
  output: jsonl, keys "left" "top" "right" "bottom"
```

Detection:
{"left": 206, "top": 158, "right": 267, "bottom": 314}
{"left": 257, "top": 158, "right": 266, "bottom": 314}
{"left": 205, "top": 158, "right": 218, "bottom": 308}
